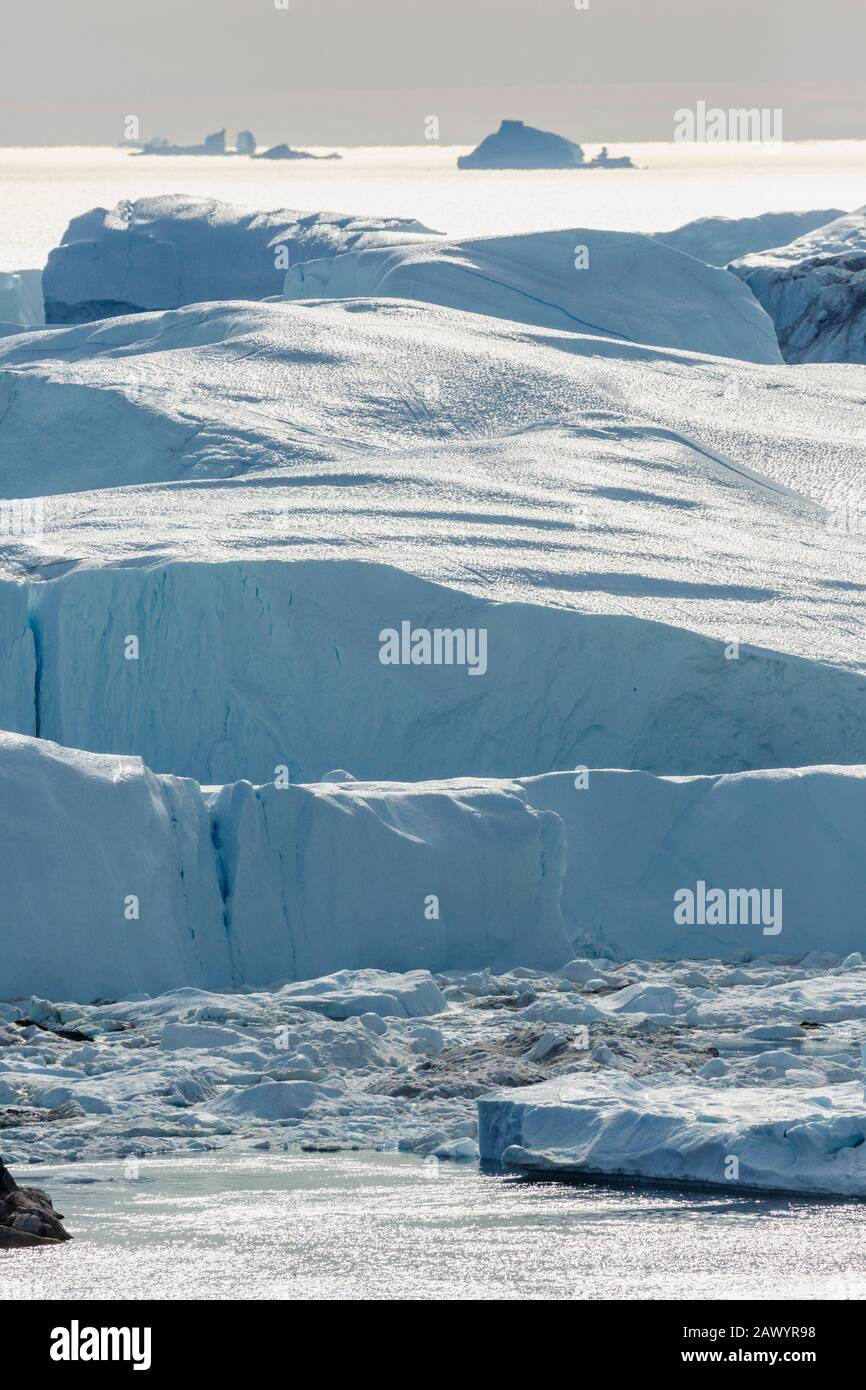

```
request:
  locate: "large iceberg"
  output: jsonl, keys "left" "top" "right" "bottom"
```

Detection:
{"left": 7, "top": 730, "right": 866, "bottom": 1003}
{"left": 457, "top": 119, "right": 588, "bottom": 170}
{"left": 0, "top": 732, "right": 568, "bottom": 1001}
{"left": 41, "top": 195, "right": 439, "bottom": 324}
{"left": 731, "top": 206, "right": 866, "bottom": 362}
{"left": 478, "top": 1073, "right": 866, "bottom": 1197}
{"left": 2, "top": 559, "right": 866, "bottom": 787}
{"left": 283, "top": 227, "right": 781, "bottom": 361}
{"left": 0, "top": 295, "right": 864, "bottom": 784}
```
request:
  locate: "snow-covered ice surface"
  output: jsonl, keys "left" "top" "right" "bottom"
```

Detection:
{"left": 283, "top": 228, "right": 781, "bottom": 361}
{"left": 0, "top": 293, "right": 863, "bottom": 788}
{"left": 3, "top": 192, "right": 866, "bottom": 1207}
{"left": 731, "top": 206, "right": 866, "bottom": 363}
{"left": 42, "top": 195, "right": 439, "bottom": 324}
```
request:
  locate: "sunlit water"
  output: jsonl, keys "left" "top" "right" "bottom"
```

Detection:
{"left": 2, "top": 141, "right": 865, "bottom": 270}
{"left": 2, "top": 1152, "right": 864, "bottom": 1301}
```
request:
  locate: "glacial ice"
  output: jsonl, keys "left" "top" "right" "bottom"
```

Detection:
{"left": 4, "top": 558, "right": 866, "bottom": 786}
{"left": 731, "top": 206, "right": 866, "bottom": 362}
{"left": 6, "top": 727, "right": 866, "bottom": 1003}
{"left": 478, "top": 1072, "right": 866, "bottom": 1197}
{"left": 0, "top": 296, "right": 864, "bottom": 786}
{"left": 653, "top": 209, "right": 844, "bottom": 267}
{"left": 3, "top": 194, "right": 866, "bottom": 1202}
{"left": 282, "top": 227, "right": 782, "bottom": 361}
{"left": 0, "top": 732, "right": 569, "bottom": 1001}
{"left": 42, "top": 195, "right": 439, "bottom": 323}
{"left": 0, "top": 270, "right": 45, "bottom": 328}
{"left": 456, "top": 119, "right": 588, "bottom": 170}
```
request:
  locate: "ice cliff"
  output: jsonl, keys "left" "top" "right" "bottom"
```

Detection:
{"left": 6, "top": 730, "right": 866, "bottom": 1003}
{"left": 3, "top": 560, "right": 866, "bottom": 786}
{"left": 0, "top": 731, "right": 568, "bottom": 1000}
{"left": 731, "top": 206, "right": 866, "bottom": 362}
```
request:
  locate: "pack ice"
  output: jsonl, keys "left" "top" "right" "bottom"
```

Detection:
{"left": 2, "top": 196, "right": 866, "bottom": 1198}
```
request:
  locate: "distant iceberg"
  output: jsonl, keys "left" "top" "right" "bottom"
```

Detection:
{"left": 457, "top": 120, "right": 633, "bottom": 170}
{"left": 136, "top": 129, "right": 228, "bottom": 157}
{"left": 654, "top": 208, "right": 844, "bottom": 267}
{"left": 253, "top": 143, "right": 341, "bottom": 161}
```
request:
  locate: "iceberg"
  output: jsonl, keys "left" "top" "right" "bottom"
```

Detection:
{"left": 653, "top": 208, "right": 844, "bottom": 267}
{"left": 520, "top": 765, "right": 866, "bottom": 962}
{"left": 0, "top": 296, "right": 864, "bottom": 783}
{"left": 478, "top": 1072, "right": 866, "bottom": 1197}
{"left": 6, "top": 725, "right": 866, "bottom": 1003}
{"left": 458, "top": 119, "right": 586, "bottom": 169}
{"left": 42, "top": 195, "right": 440, "bottom": 323}
{"left": 731, "top": 206, "right": 866, "bottom": 362}
{"left": 0, "top": 731, "right": 569, "bottom": 1002}
{"left": 282, "top": 227, "right": 780, "bottom": 361}
{"left": 253, "top": 144, "right": 341, "bottom": 161}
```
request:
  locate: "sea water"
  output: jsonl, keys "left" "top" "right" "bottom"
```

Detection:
{"left": 1, "top": 140, "right": 865, "bottom": 271}
{"left": 2, "top": 1152, "right": 865, "bottom": 1301}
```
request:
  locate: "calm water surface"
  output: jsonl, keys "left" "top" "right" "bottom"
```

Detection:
{"left": 2, "top": 141, "right": 866, "bottom": 269}
{"left": 1, "top": 1152, "right": 864, "bottom": 1300}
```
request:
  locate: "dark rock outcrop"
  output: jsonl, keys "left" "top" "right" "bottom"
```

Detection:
{"left": 0, "top": 1157, "right": 72, "bottom": 1246}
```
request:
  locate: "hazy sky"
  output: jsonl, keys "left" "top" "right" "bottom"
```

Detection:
{"left": 3, "top": 0, "right": 865, "bottom": 146}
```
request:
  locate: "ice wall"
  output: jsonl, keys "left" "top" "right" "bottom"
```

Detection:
{"left": 5, "top": 734, "right": 866, "bottom": 1003}
{"left": 0, "top": 733, "right": 569, "bottom": 1001}
{"left": 7, "top": 560, "right": 866, "bottom": 787}
{"left": 520, "top": 765, "right": 866, "bottom": 961}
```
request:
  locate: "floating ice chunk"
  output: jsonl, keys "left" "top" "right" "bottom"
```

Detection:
{"left": 525, "top": 1031, "right": 568, "bottom": 1063}
{"left": 478, "top": 1073, "right": 866, "bottom": 1196}
{"left": 210, "top": 1080, "right": 335, "bottom": 1120}
{"left": 277, "top": 970, "right": 447, "bottom": 1020}
{"left": 431, "top": 1137, "right": 480, "bottom": 1162}
{"left": 699, "top": 1058, "right": 730, "bottom": 1079}
{"left": 160, "top": 1022, "right": 249, "bottom": 1050}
